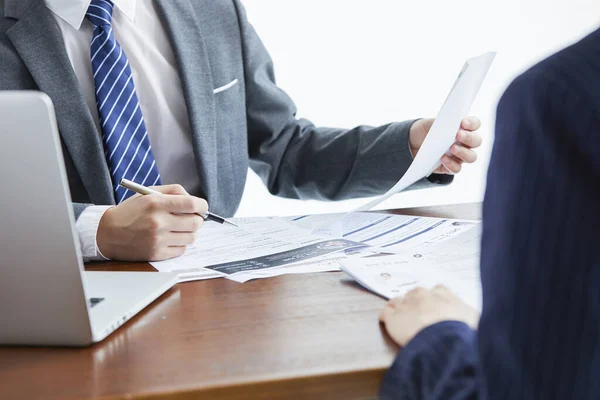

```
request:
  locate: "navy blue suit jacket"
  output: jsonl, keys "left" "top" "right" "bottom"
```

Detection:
{"left": 380, "top": 27, "right": 600, "bottom": 399}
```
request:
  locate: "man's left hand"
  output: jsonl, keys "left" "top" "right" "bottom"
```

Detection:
{"left": 409, "top": 116, "right": 482, "bottom": 174}
{"left": 379, "top": 285, "right": 480, "bottom": 347}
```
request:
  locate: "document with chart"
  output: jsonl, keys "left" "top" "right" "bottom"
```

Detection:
{"left": 150, "top": 212, "right": 480, "bottom": 283}
{"left": 225, "top": 212, "right": 481, "bottom": 283}
{"left": 286, "top": 212, "right": 479, "bottom": 253}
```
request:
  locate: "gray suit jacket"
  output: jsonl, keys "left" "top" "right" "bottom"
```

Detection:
{"left": 0, "top": 0, "right": 450, "bottom": 218}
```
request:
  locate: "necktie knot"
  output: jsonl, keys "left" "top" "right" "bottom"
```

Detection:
{"left": 86, "top": 0, "right": 114, "bottom": 27}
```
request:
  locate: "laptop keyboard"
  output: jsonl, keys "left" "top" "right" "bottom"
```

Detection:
{"left": 88, "top": 297, "right": 105, "bottom": 308}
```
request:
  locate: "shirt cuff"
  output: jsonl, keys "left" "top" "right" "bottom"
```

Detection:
{"left": 75, "top": 205, "right": 113, "bottom": 262}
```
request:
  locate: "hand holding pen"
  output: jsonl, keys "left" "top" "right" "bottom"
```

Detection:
{"left": 97, "top": 182, "right": 224, "bottom": 261}
{"left": 120, "top": 179, "right": 238, "bottom": 227}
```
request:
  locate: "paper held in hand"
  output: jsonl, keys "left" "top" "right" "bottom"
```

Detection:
{"left": 353, "top": 51, "right": 496, "bottom": 212}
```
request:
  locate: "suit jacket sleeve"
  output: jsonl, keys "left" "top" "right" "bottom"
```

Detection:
{"left": 72, "top": 203, "right": 91, "bottom": 220}
{"left": 380, "top": 55, "right": 600, "bottom": 399}
{"left": 232, "top": 0, "right": 450, "bottom": 201}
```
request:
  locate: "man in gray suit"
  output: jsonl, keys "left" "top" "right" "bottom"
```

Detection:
{"left": 0, "top": 0, "right": 482, "bottom": 261}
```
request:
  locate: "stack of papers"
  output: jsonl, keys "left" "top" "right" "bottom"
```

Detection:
{"left": 151, "top": 211, "right": 481, "bottom": 285}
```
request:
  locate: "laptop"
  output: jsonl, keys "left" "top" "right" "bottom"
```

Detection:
{"left": 0, "top": 92, "right": 178, "bottom": 346}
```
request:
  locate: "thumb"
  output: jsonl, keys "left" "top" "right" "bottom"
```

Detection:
{"left": 420, "top": 118, "right": 435, "bottom": 131}
{"left": 379, "top": 304, "right": 394, "bottom": 323}
{"left": 409, "top": 118, "right": 435, "bottom": 149}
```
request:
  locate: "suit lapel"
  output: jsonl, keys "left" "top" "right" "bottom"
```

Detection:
{"left": 153, "top": 0, "right": 218, "bottom": 199}
{"left": 5, "top": 0, "right": 115, "bottom": 205}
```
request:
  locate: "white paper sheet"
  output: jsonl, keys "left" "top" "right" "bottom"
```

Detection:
{"left": 340, "top": 226, "right": 482, "bottom": 309}
{"left": 414, "top": 224, "right": 482, "bottom": 284}
{"left": 151, "top": 217, "right": 363, "bottom": 280}
{"left": 353, "top": 52, "right": 496, "bottom": 212}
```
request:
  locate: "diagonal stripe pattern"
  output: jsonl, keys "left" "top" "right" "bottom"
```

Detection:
{"left": 86, "top": 0, "right": 161, "bottom": 203}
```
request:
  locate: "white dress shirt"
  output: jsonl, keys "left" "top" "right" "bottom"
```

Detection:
{"left": 45, "top": 0, "right": 200, "bottom": 260}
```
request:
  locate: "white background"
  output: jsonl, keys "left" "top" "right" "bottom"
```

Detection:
{"left": 235, "top": 0, "right": 600, "bottom": 217}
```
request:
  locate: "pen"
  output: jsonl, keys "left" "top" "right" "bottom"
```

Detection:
{"left": 119, "top": 178, "right": 239, "bottom": 227}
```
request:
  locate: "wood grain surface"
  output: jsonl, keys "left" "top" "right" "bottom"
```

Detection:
{"left": 0, "top": 203, "right": 481, "bottom": 400}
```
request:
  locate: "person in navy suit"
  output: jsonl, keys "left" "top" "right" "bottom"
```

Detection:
{"left": 378, "top": 27, "right": 600, "bottom": 399}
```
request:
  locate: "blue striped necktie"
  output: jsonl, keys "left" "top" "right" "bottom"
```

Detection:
{"left": 86, "top": 0, "right": 161, "bottom": 203}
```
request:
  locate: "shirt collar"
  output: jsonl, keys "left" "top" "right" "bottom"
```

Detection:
{"left": 44, "top": 0, "right": 137, "bottom": 30}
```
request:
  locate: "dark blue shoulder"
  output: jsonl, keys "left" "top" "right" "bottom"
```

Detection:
{"left": 496, "top": 27, "right": 600, "bottom": 178}
{"left": 503, "top": 27, "right": 600, "bottom": 117}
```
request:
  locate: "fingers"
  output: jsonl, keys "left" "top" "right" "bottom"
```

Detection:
{"left": 450, "top": 144, "right": 478, "bottom": 163}
{"left": 461, "top": 116, "right": 481, "bottom": 131}
{"left": 456, "top": 130, "right": 483, "bottom": 149}
{"left": 144, "top": 194, "right": 209, "bottom": 215}
{"left": 165, "top": 213, "right": 205, "bottom": 232}
{"left": 435, "top": 119, "right": 481, "bottom": 174}
{"left": 379, "top": 295, "right": 406, "bottom": 321}
{"left": 167, "top": 232, "right": 197, "bottom": 247}
{"left": 380, "top": 288, "right": 424, "bottom": 321}
{"left": 147, "top": 232, "right": 196, "bottom": 260}
{"left": 167, "top": 196, "right": 209, "bottom": 215}
{"left": 135, "top": 184, "right": 209, "bottom": 215}
{"left": 433, "top": 164, "right": 452, "bottom": 175}
{"left": 149, "top": 246, "right": 187, "bottom": 262}
{"left": 441, "top": 155, "right": 462, "bottom": 174}
{"left": 150, "top": 184, "right": 189, "bottom": 196}
{"left": 438, "top": 138, "right": 479, "bottom": 174}
{"left": 146, "top": 231, "right": 196, "bottom": 261}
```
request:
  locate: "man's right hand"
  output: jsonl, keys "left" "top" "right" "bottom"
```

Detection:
{"left": 97, "top": 185, "right": 208, "bottom": 262}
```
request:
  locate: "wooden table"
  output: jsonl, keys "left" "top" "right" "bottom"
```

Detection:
{"left": 0, "top": 203, "right": 482, "bottom": 400}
